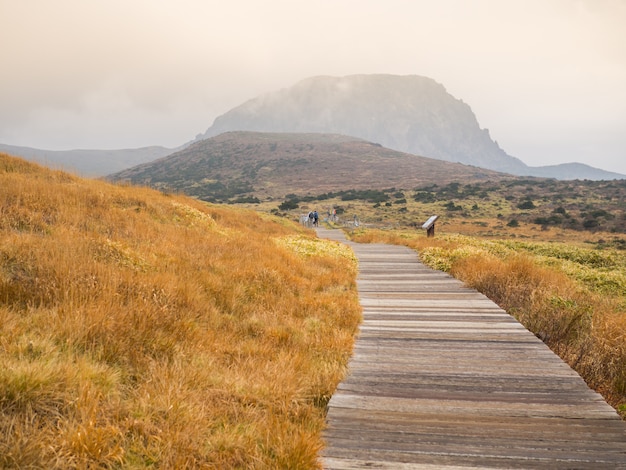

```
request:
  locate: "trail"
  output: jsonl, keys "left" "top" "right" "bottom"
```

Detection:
{"left": 317, "top": 228, "right": 626, "bottom": 469}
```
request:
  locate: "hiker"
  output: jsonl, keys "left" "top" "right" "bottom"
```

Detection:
{"left": 308, "top": 211, "right": 314, "bottom": 227}
{"left": 313, "top": 211, "right": 319, "bottom": 227}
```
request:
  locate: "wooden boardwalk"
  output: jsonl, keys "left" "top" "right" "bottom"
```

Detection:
{"left": 316, "top": 228, "right": 626, "bottom": 469}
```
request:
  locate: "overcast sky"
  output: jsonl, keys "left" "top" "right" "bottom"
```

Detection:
{"left": 1, "top": 0, "right": 625, "bottom": 174}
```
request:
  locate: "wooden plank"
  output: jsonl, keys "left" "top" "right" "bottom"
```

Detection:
{"left": 315, "top": 228, "right": 626, "bottom": 469}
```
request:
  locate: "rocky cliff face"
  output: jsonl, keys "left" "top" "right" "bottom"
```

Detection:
{"left": 199, "top": 74, "right": 530, "bottom": 175}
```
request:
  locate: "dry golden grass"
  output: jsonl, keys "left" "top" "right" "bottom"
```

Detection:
{"left": 349, "top": 227, "right": 626, "bottom": 415}
{"left": 0, "top": 153, "right": 361, "bottom": 468}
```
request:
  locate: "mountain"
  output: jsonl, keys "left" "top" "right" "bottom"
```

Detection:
{"left": 108, "top": 131, "right": 507, "bottom": 202}
{"left": 197, "top": 74, "right": 624, "bottom": 180}
{"left": 197, "top": 74, "right": 527, "bottom": 174}
{"left": 526, "top": 162, "right": 626, "bottom": 180}
{"left": 5, "top": 75, "right": 622, "bottom": 181}
{"left": 0, "top": 143, "right": 176, "bottom": 177}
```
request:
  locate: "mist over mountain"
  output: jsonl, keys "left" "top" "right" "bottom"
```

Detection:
{"left": 3, "top": 75, "right": 622, "bottom": 181}
{"left": 198, "top": 74, "right": 624, "bottom": 180}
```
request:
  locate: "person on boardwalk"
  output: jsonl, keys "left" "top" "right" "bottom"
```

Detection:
{"left": 313, "top": 210, "right": 319, "bottom": 227}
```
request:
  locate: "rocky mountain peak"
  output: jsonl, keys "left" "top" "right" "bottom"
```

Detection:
{"left": 199, "top": 74, "right": 529, "bottom": 175}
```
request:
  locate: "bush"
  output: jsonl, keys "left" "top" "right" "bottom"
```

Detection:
{"left": 279, "top": 200, "right": 299, "bottom": 210}
{"left": 444, "top": 201, "right": 463, "bottom": 211}
{"left": 413, "top": 191, "right": 437, "bottom": 203}
{"left": 517, "top": 199, "right": 536, "bottom": 210}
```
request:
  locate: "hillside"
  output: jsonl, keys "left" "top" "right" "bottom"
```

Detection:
{"left": 107, "top": 132, "right": 626, "bottom": 236}
{"left": 527, "top": 162, "right": 626, "bottom": 180}
{"left": 0, "top": 142, "right": 176, "bottom": 177}
{"left": 109, "top": 131, "right": 507, "bottom": 201}
{"left": 197, "top": 74, "right": 624, "bottom": 180}
{"left": 0, "top": 153, "right": 361, "bottom": 468}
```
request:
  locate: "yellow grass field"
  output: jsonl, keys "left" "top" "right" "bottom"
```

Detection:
{"left": 0, "top": 154, "right": 361, "bottom": 468}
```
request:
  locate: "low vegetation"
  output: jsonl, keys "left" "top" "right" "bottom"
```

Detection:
{"left": 109, "top": 132, "right": 505, "bottom": 203}
{"left": 0, "top": 154, "right": 361, "bottom": 468}
{"left": 348, "top": 227, "right": 626, "bottom": 414}
{"left": 271, "top": 178, "right": 626, "bottom": 237}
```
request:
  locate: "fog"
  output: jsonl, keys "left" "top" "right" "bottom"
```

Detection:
{"left": 1, "top": 0, "right": 625, "bottom": 174}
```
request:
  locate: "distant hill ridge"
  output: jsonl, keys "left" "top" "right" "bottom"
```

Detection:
{"left": 198, "top": 74, "right": 624, "bottom": 180}
{"left": 0, "top": 143, "right": 175, "bottom": 177}
{"left": 109, "top": 131, "right": 508, "bottom": 202}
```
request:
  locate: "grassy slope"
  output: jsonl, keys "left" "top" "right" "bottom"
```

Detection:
{"left": 0, "top": 153, "right": 361, "bottom": 468}
{"left": 109, "top": 132, "right": 505, "bottom": 202}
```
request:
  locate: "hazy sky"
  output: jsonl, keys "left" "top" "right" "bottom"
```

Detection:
{"left": 2, "top": 0, "right": 625, "bottom": 174}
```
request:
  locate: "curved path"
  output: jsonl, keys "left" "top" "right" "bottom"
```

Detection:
{"left": 317, "top": 228, "right": 626, "bottom": 469}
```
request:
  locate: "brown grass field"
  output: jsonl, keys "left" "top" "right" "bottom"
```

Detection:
{"left": 0, "top": 153, "right": 361, "bottom": 468}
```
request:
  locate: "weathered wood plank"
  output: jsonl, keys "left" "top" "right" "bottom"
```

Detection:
{"left": 316, "top": 228, "right": 626, "bottom": 469}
